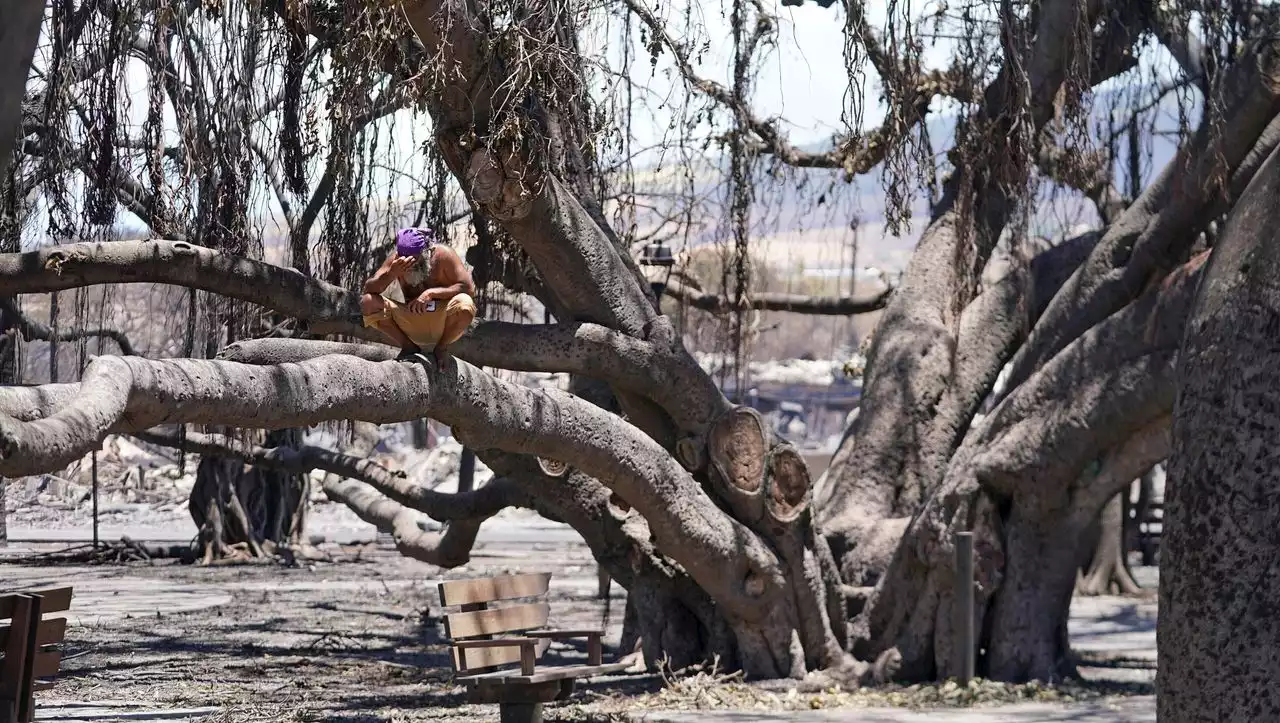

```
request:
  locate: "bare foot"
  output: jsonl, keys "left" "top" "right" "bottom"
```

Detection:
{"left": 433, "top": 346, "right": 452, "bottom": 368}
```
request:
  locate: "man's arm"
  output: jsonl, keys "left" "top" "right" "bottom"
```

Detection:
{"left": 363, "top": 253, "right": 402, "bottom": 295}
{"left": 419, "top": 247, "right": 476, "bottom": 301}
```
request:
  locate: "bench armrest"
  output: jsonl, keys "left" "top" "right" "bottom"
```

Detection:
{"left": 452, "top": 637, "right": 539, "bottom": 675}
{"left": 525, "top": 630, "right": 604, "bottom": 665}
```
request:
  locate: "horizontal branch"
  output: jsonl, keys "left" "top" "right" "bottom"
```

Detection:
{"left": 0, "top": 353, "right": 786, "bottom": 622}
{"left": 0, "top": 297, "right": 135, "bottom": 355}
{"left": 664, "top": 280, "right": 892, "bottom": 315}
{"left": 0, "top": 240, "right": 373, "bottom": 340}
{"left": 219, "top": 318, "right": 731, "bottom": 435}
{"left": 131, "top": 429, "right": 523, "bottom": 522}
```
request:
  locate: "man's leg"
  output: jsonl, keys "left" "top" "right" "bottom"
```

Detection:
{"left": 434, "top": 294, "right": 477, "bottom": 365}
{"left": 361, "top": 293, "right": 417, "bottom": 352}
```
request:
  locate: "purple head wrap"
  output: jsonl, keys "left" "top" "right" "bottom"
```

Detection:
{"left": 396, "top": 227, "right": 435, "bottom": 257}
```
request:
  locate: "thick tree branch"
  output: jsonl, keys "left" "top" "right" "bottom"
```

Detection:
{"left": 0, "top": 297, "right": 136, "bottom": 355}
{"left": 219, "top": 319, "right": 729, "bottom": 436}
{"left": 664, "top": 280, "right": 892, "bottom": 315}
{"left": 1069, "top": 415, "right": 1172, "bottom": 523}
{"left": 1003, "top": 41, "right": 1280, "bottom": 396}
{"left": 963, "top": 253, "right": 1203, "bottom": 501}
{"left": 0, "top": 240, "right": 373, "bottom": 339}
{"left": 0, "top": 353, "right": 787, "bottom": 623}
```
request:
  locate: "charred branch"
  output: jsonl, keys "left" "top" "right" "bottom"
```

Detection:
{"left": 1004, "top": 40, "right": 1280, "bottom": 396}
{"left": 664, "top": 280, "right": 892, "bottom": 315}
{"left": 0, "top": 353, "right": 788, "bottom": 627}
{"left": 0, "top": 296, "right": 136, "bottom": 355}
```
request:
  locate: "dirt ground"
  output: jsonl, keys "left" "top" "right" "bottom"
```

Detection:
{"left": 0, "top": 529, "right": 1158, "bottom": 723}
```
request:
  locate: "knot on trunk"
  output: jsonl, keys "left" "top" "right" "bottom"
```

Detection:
{"left": 467, "top": 147, "right": 535, "bottom": 222}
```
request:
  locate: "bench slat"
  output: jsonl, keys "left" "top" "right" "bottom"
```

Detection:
{"left": 0, "top": 588, "right": 73, "bottom": 620}
{"left": 462, "top": 661, "right": 629, "bottom": 685}
{"left": 0, "top": 617, "right": 68, "bottom": 650}
{"left": 451, "top": 637, "right": 550, "bottom": 673}
{"left": 444, "top": 602, "right": 549, "bottom": 639}
{"left": 438, "top": 573, "right": 551, "bottom": 607}
{"left": 523, "top": 630, "right": 601, "bottom": 639}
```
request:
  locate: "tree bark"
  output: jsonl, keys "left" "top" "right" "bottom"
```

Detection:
{"left": 855, "top": 252, "right": 1192, "bottom": 682}
{"left": 0, "top": 351, "right": 845, "bottom": 678}
{"left": 1159, "top": 141, "right": 1280, "bottom": 722}
{"left": 0, "top": 0, "right": 43, "bottom": 180}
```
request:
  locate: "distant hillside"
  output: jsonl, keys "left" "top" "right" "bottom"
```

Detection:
{"left": 622, "top": 84, "right": 1191, "bottom": 275}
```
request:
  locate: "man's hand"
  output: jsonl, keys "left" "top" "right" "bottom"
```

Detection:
{"left": 407, "top": 290, "right": 439, "bottom": 314}
{"left": 388, "top": 255, "right": 417, "bottom": 278}
{"left": 363, "top": 253, "right": 418, "bottom": 295}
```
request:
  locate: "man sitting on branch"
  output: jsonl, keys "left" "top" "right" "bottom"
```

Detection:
{"left": 361, "top": 227, "right": 476, "bottom": 364}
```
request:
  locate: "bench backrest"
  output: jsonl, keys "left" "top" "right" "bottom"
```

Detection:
{"left": 0, "top": 587, "right": 73, "bottom": 723}
{"left": 438, "top": 573, "right": 552, "bottom": 674}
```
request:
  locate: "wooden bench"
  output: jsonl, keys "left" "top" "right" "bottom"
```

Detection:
{"left": 0, "top": 587, "right": 73, "bottom": 723}
{"left": 438, "top": 572, "right": 627, "bottom": 723}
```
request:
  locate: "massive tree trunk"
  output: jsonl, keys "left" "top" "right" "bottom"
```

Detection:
{"left": 1158, "top": 140, "right": 1280, "bottom": 722}
{"left": 0, "top": 0, "right": 43, "bottom": 180}
{"left": 823, "top": 34, "right": 1280, "bottom": 682}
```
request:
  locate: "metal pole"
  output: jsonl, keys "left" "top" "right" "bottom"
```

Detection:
{"left": 91, "top": 451, "right": 100, "bottom": 549}
{"left": 954, "top": 530, "right": 975, "bottom": 684}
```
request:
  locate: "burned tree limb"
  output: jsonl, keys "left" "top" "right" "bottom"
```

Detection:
{"left": 0, "top": 297, "right": 136, "bottom": 355}
{"left": 0, "top": 240, "right": 372, "bottom": 339}
{"left": 0, "top": 353, "right": 790, "bottom": 630}
{"left": 131, "top": 429, "right": 526, "bottom": 522}
{"left": 219, "top": 319, "right": 728, "bottom": 437}
{"left": 664, "top": 280, "right": 892, "bottom": 315}
{"left": 1004, "top": 41, "right": 1280, "bottom": 394}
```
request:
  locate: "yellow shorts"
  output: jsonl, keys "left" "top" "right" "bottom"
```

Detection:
{"left": 363, "top": 293, "right": 476, "bottom": 351}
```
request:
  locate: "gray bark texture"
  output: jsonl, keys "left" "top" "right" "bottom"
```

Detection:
{"left": 1158, "top": 141, "right": 1280, "bottom": 722}
{"left": 815, "top": 31, "right": 1280, "bottom": 684}
{"left": 0, "top": 0, "right": 43, "bottom": 180}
